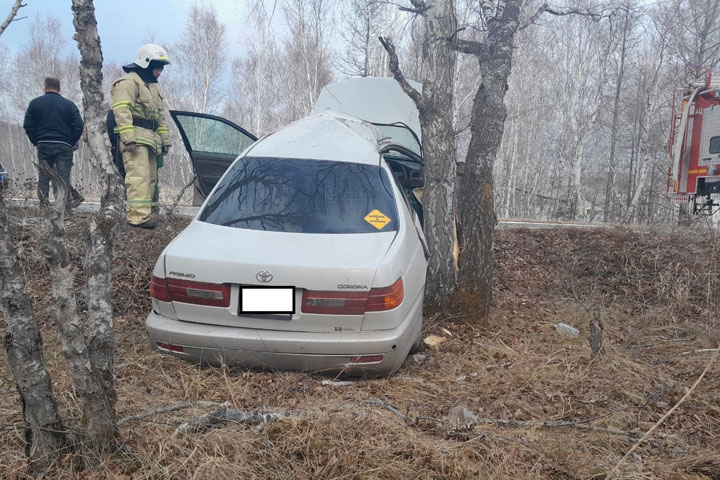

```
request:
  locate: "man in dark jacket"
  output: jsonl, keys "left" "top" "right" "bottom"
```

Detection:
{"left": 23, "top": 77, "right": 85, "bottom": 208}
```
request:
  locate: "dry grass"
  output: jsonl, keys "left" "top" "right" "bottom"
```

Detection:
{"left": 0, "top": 211, "right": 718, "bottom": 479}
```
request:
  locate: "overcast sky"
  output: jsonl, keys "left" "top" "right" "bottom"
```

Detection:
{"left": 1, "top": 0, "right": 250, "bottom": 63}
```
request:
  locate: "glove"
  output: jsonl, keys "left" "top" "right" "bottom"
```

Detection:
{"left": 161, "top": 145, "right": 170, "bottom": 155}
{"left": 123, "top": 142, "right": 137, "bottom": 153}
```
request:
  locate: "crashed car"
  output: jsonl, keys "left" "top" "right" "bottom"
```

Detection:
{"left": 147, "top": 77, "right": 428, "bottom": 376}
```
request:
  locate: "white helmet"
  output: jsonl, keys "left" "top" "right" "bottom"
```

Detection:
{"left": 134, "top": 43, "right": 170, "bottom": 69}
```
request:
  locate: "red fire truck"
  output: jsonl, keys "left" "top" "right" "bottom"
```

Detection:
{"left": 668, "top": 68, "right": 720, "bottom": 214}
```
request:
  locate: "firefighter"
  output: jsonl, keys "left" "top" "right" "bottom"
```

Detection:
{"left": 111, "top": 44, "right": 171, "bottom": 229}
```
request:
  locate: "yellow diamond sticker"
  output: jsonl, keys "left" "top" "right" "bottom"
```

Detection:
{"left": 364, "top": 209, "right": 391, "bottom": 230}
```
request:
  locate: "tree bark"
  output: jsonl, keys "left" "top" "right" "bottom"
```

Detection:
{"left": 381, "top": 0, "right": 458, "bottom": 305}
{"left": 603, "top": 2, "right": 631, "bottom": 222}
{"left": 0, "top": 192, "right": 67, "bottom": 471}
{"left": 455, "top": 0, "right": 523, "bottom": 318}
{"left": 0, "top": 0, "right": 24, "bottom": 37}
{"left": 39, "top": 163, "right": 117, "bottom": 453}
{"left": 71, "top": 0, "right": 123, "bottom": 448}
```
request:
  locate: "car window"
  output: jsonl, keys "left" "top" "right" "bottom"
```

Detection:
{"left": 199, "top": 157, "right": 399, "bottom": 234}
{"left": 173, "top": 114, "right": 255, "bottom": 155}
{"left": 373, "top": 124, "right": 421, "bottom": 156}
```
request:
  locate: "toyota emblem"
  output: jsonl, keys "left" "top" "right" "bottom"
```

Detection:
{"left": 256, "top": 271, "right": 273, "bottom": 283}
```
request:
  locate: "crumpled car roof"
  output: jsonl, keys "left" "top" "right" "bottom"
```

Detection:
{"left": 249, "top": 110, "right": 387, "bottom": 165}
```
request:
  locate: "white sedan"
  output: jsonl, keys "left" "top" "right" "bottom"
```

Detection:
{"left": 147, "top": 78, "right": 428, "bottom": 376}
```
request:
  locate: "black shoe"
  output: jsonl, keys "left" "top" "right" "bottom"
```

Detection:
{"left": 128, "top": 219, "right": 157, "bottom": 230}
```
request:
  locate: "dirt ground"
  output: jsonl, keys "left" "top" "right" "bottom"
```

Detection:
{"left": 0, "top": 209, "right": 718, "bottom": 479}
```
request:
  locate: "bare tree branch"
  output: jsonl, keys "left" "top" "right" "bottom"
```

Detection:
{"left": 449, "top": 34, "right": 488, "bottom": 57}
{"left": 0, "top": 0, "right": 25, "bottom": 37}
{"left": 377, "top": 36, "right": 425, "bottom": 110}
{"left": 519, "top": 3, "right": 608, "bottom": 31}
{"left": 400, "top": 0, "right": 428, "bottom": 15}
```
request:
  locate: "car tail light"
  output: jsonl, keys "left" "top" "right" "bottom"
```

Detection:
{"left": 149, "top": 276, "right": 230, "bottom": 307}
{"left": 301, "top": 290, "right": 369, "bottom": 315}
{"left": 366, "top": 278, "right": 403, "bottom": 311}
{"left": 150, "top": 276, "right": 170, "bottom": 302}
{"left": 301, "top": 278, "right": 403, "bottom": 315}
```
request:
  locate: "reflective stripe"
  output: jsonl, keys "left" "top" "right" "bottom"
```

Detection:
{"left": 127, "top": 199, "right": 152, "bottom": 204}
{"left": 112, "top": 100, "right": 132, "bottom": 109}
{"left": 117, "top": 125, "right": 135, "bottom": 132}
{"left": 135, "top": 136, "right": 159, "bottom": 149}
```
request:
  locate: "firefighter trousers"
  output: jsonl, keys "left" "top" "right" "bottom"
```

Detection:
{"left": 122, "top": 145, "right": 157, "bottom": 225}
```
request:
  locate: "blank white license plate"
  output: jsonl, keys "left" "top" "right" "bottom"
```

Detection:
{"left": 239, "top": 286, "right": 295, "bottom": 314}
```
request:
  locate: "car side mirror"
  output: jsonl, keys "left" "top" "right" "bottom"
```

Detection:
{"left": 407, "top": 170, "right": 424, "bottom": 189}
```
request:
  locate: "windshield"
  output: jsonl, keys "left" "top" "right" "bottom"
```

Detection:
{"left": 373, "top": 123, "right": 421, "bottom": 156}
{"left": 199, "top": 157, "right": 398, "bottom": 234}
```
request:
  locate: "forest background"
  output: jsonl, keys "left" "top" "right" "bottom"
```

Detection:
{"left": 1, "top": 0, "right": 717, "bottom": 225}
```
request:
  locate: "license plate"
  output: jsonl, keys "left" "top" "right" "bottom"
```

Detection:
{"left": 239, "top": 286, "right": 295, "bottom": 314}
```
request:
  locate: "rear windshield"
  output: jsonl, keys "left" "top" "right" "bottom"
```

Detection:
{"left": 199, "top": 157, "right": 398, "bottom": 234}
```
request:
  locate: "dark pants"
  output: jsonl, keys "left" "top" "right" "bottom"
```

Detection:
{"left": 37, "top": 142, "right": 73, "bottom": 203}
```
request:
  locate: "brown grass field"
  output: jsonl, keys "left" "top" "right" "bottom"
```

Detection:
{"left": 0, "top": 209, "right": 718, "bottom": 479}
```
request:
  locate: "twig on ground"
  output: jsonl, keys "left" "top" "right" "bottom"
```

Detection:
{"left": 485, "top": 361, "right": 513, "bottom": 370}
{"left": 175, "top": 406, "right": 307, "bottom": 435}
{"left": 118, "top": 401, "right": 224, "bottom": 426}
{"left": 605, "top": 344, "right": 720, "bottom": 479}
{"left": 679, "top": 348, "right": 717, "bottom": 355}
{"left": 472, "top": 417, "right": 644, "bottom": 439}
{"left": 165, "top": 176, "right": 196, "bottom": 217}
{"left": 365, "top": 398, "right": 412, "bottom": 424}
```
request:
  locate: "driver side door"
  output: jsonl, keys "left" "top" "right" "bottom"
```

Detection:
{"left": 169, "top": 111, "right": 257, "bottom": 205}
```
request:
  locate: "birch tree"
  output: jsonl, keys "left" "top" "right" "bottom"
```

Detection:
{"left": 552, "top": 11, "right": 608, "bottom": 220}
{"left": 0, "top": 189, "right": 67, "bottom": 471}
{"left": 381, "top": 0, "right": 459, "bottom": 305}
{"left": 170, "top": 2, "right": 228, "bottom": 114}
{"left": 225, "top": 3, "right": 282, "bottom": 135}
{"left": 280, "top": 0, "right": 334, "bottom": 121}
{"left": 0, "top": 0, "right": 24, "bottom": 37}
{"left": 339, "top": 0, "right": 401, "bottom": 77}
{"left": 603, "top": 1, "right": 635, "bottom": 222}
{"left": 669, "top": 0, "right": 720, "bottom": 72}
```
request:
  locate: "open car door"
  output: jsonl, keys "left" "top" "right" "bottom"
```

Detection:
{"left": 169, "top": 111, "right": 257, "bottom": 205}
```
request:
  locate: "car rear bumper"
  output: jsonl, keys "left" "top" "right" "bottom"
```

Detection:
{"left": 145, "top": 295, "right": 422, "bottom": 376}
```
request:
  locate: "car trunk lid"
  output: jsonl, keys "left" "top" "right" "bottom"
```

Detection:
{"left": 163, "top": 221, "right": 396, "bottom": 333}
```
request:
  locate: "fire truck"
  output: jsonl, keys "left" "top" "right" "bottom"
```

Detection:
{"left": 668, "top": 69, "right": 720, "bottom": 214}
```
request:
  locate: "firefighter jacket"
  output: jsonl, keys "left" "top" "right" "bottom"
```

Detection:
{"left": 110, "top": 71, "right": 170, "bottom": 153}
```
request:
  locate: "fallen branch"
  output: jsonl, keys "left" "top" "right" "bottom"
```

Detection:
{"left": 175, "top": 406, "right": 307, "bottom": 435}
{"left": 165, "top": 175, "right": 197, "bottom": 218}
{"left": 117, "top": 401, "right": 224, "bottom": 426}
{"left": 364, "top": 398, "right": 412, "bottom": 424}
{"left": 605, "top": 344, "right": 720, "bottom": 479}
{"left": 471, "top": 417, "right": 643, "bottom": 439}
